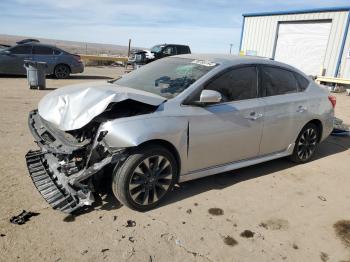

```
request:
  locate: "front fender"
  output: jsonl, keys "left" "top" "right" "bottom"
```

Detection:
{"left": 100, "top": 116, "right": 189, "bottom": 170}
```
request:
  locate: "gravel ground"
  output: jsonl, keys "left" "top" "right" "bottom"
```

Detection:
{"left": 0, "top": 66, "right": 349, "bottom": 262}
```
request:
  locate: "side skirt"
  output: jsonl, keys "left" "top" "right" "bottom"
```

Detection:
{"left": 179, "top": 144, "right": 295, "bottom": 183}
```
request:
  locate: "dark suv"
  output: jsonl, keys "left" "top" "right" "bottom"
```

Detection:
{"left": 0, "top": 42, "right": 84, "bottom": 79}
{"left": 150, "top": 44, "right": 191, "bottom": 60}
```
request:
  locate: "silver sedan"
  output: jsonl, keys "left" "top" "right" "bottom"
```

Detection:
{"left": 26, "top": 54, "right": 335, "bottom": 213}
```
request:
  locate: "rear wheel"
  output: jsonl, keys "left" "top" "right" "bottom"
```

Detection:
{"left": 112, "top": 145, "right": 178, "bottom": 211}
{"left": 54, "top": 64, "right": 70, "bottom": 79}
{"left": 290, "top": 123, "right": 319, "bottom": 163}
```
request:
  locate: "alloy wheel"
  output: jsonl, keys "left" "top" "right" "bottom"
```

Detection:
{"left": 128, "top": 155, "right": 173, "bottom": 205}
{"left": 55, "top": 65, "right": 69, "bottom": 79}
{"left": 297, "top": 128, "right": 317, "bottom": 161}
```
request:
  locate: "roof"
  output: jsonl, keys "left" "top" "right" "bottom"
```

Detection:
{"left": 19, "top": 42, "right": 57, "bottom": 48}
{"left": 176, "top": 53, "right": 267, "bottom": 63}
{"left": 153, "top": 44, "right": 189, "bottom": 47}
{"left": 243, "top": 6, "right": 350, "bottom": 17}
{"left": 175, "top": 54, "right": 301, "bottom": 72}
{"left": 174, "top": 54, "right": 309, "bottom": 76}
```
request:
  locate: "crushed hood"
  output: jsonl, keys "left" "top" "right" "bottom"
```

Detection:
{"left": 38, "top": 81, "right": 166, "bottom": 131}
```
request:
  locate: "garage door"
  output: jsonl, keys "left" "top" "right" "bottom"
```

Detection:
{"left": 274, "top": 21, "right": 331, "bottom": 76}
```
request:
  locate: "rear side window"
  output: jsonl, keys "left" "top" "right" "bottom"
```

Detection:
{"left": 177, "top": 46, "right": 190, "bottom": 54}
{"left": 54, "top": 49, "right": 62, "bottom": 55}
{"left": 32, "top": 46, "right": 54, "bottom": 55}
{"left": 10, "top": 45, "right": 32, "bottom": 54}
{"left": 294, "top": 73, "right": 309, "bottom": 91}
{"left": 205, "top": 66, "right": 257, "bottom": 102}
{"left": 261, "top": 66, "right": 298, "bottom": 96}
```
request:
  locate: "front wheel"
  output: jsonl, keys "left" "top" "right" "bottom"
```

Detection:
{"left": 112, "top": 145, "right": 178, "bottom": 211}
{"left": 290, "top": 123, "right": 319, "bottom": 163}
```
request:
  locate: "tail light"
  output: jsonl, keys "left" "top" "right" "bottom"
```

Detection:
{"left": 328, "top": 95, "right": 336, "bottom": 109}
{"left": 73, "top": 55, "right": 82, "bottom": 63}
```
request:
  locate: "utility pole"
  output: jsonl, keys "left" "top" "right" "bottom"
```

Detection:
{"left": 128, "top": 39, "right": 131, "bottom": 57}
{"left": 229, "top": 44, "right": 233, "bottom": 54}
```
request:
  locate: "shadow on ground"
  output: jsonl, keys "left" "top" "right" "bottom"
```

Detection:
{"left": 0, "top": 74, "right": 26, "bottom": 78}
{"left": 67, "top": 135, "right": 350, "bottom": 218}
{"left": 162, "top": 135, "right": 350, "bottom": 207}
{"left": 0, "top": 74, "right": 113, "bottom": 80}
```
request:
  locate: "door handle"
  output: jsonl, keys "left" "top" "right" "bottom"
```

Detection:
{"left": 297, "top": 106, "right": 307, "bottom": 113}
{"left": 245, "top": 112, "right": 263, "bottom": 120}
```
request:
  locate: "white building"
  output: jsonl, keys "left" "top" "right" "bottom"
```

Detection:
{"left": 239, "top": 7, "right": 350, "bottom": 79}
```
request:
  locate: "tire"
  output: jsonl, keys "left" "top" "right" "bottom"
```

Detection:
{"left": 289, "top": 123, "right": 320, "bottom": 163}
{"left": 54, "top": 64, "right": 70, "bottom": 79}
{"left": 112, "top": 145, "right": 178, "bottom": 211}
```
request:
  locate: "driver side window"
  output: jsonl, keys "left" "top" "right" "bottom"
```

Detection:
{"left": 204, "top": 66, "right": 258, "bottom": 102}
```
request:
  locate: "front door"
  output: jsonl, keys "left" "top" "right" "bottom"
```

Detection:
{"left": 2, "top": 45, "right": 33, "bottom": 74}
{"left": 162, "top": 46, "right": 177, "bottom": 58}
{"left": 186, "top": 66, "right": 264, "bottom": 172}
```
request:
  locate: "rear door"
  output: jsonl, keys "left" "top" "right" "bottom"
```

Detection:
{"left": 0, "top": 45, "right": 32, "bottom": 74}
{"left": 32, "top": 45, "right": 56, "bottom": 73}
{"left": 187, "top": 66, "right": 265, "bottom": 172}
{"left": 258, "top": 65, "right": 310, "bottom": 155}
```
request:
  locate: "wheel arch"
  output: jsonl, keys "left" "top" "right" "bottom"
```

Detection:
{"left": 306, "top": 119, "right": 323, "bottom": 142}
{"left": 136, "top": 139, "right": 181, "bottom": 178}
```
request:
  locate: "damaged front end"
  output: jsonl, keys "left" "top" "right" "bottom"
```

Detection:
{"left": 25, "top": 110, "right": 127, "bottom": 213}
{"left": 25, "top": 83, "right": 165, "bottom": 213}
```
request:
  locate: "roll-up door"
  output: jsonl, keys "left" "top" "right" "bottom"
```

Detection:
{"left": 274, "top": 21, "right": 331, "bottom": 76}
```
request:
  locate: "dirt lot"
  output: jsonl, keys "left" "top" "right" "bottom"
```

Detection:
{"left": 0, "top": 67, "right": 349, "bottom": 262}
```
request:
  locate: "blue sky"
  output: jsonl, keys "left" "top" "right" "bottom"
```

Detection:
{"left": 0, "top": 0, "right": 349, "bottom": 53}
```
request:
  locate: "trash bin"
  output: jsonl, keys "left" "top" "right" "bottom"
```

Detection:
{"left": 24, "top": 60, "right": 47, "bottom": 90}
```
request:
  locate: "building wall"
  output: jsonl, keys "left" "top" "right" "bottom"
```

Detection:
{"left": 241, "top": 11, "right": 349, "bottom": 78}
{"left": 340, "top": 28, "right": 350, "bottom": 78}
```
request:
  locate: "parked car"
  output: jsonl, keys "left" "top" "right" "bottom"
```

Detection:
{"left": 127, "top": 44, "right": 191, "bottom": 69}
{"left": 26, "top": 54, "right": 334, "bottom": 213}
{"left": 128, "top": 49, "right": 154, "bottom": 62}
{"left": 150, "top": 44, "right": 191, "bottom": 60}
{"left": 127, "top": 49, "right": 154, "bottom": 68}
{"left": 0, "top": 42, "right": 84, "bottom": 78}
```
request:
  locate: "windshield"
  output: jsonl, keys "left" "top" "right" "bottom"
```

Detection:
{"left": 150, "top": 45, "right": 164, "bottom": 53}
{"left": 113, "top": 57, "right": 217, "bottom": 99}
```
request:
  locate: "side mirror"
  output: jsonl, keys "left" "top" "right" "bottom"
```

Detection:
{"left": 199, "top": 90, "right": 222, "bottom": 104}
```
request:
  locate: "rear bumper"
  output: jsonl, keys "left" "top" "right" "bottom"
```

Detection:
{"left": 70, "top": 63, "right": 84, "bottom": 74}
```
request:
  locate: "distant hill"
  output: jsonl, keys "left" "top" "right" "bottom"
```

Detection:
{"left": 0, "top": 34, "right": 134, "bottom": 56}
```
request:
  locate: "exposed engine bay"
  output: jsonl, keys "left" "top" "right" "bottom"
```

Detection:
{"left": 26, "top": 99, "right": 159, "bottom": 213}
